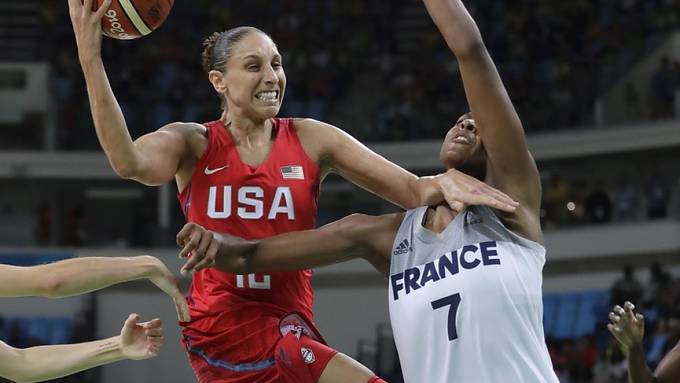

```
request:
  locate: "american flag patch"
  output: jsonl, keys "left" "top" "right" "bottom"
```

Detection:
{"left": 281, "top": 165, "right": 304, "bottom": 180}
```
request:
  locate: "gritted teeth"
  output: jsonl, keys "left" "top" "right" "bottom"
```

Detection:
{"left": 255, "top": 90, "right": 279, "bottom": 101}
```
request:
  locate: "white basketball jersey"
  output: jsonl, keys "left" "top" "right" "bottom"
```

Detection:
{"left": 388, "top": 206, "right": 558, "bottom": 383}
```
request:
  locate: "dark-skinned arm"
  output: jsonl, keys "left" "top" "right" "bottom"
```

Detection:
{"left": 177, "top": 214, "right": 403, "bottom": 277}
{"left": 422, "top": 0, "right": 542, "bottom": 241}
{"left": 608, "top": 301, "right": 680, "bottom": 383}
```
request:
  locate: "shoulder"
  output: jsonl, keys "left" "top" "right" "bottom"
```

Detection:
{"left": 293, "top": 118, "right": 368, "bottom": 168}
{"left": 158, "top": 122, "right": 208, "bottom": 158}
{"left": 159, "top": 122, "right": 207, "bottom": 139}
{"left": 289, "top": 118, "right": 339, "bottom": 167}
{"left": 293, "top": 118, "right": 350, "bottom": 142}
{"left": 495, "top": 205, "right": 544, "bottom": 245}
{"left": 292, "top": 118, "right": 328, "bottom": 131}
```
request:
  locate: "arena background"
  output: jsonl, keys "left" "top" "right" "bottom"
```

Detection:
{"left": 0, "top": 0, "right": 679, "bottom": 382}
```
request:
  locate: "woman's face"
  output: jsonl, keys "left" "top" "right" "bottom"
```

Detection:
{"left": 218, "top": 32, "right": 287, "bottom": 121}
{"left": 440, "top": 113, "right": 487, "bottom": 176}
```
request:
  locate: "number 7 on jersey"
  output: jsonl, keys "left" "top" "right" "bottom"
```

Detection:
{"left": 431, "top": 293, "right": 461, "bottom": 341}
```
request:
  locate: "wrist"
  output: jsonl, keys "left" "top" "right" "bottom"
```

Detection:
{"left": 135, "top": 255, "right": 162, "bottom": 279}
{"left": 627, "top": 342, "right": 644, "bottom": 357}
{"left": 97, "top": 335, "right": 124, "bottom": 361}
{"left": 224, "top": 235, "right": 257, "bottom": 273}
{"left": 409, "top": 175, "right": 429, "bottom": 207}
{"left": 424, "top": 173, "right": 448, "bottom": 205}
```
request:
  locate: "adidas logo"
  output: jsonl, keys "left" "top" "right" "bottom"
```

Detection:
{"left": 464, "top": 214, "right": 483, "bottom": 227}
{"left": 393, "top": 239, "right": 410, "bottom": 256}
{"left": 464, "top": 218, "right": 483, "bottom": 227}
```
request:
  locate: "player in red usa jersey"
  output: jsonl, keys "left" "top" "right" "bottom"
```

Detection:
{"left": 178, "top": 117, "right": 327, "bottom": 382}
{"left": 68, "top": 2, "right": 519, "bottom": 381}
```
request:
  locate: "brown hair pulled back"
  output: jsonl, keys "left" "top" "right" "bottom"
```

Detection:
{"left": 201, "top": 26, "right": 269, "bottom": 111}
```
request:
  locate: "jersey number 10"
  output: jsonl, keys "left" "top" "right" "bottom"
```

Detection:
{"left": 431, "top": 293, "right": 461, "bottom": 341}
{"left": 236, "top": 273, "right": 272, "bottom": 289}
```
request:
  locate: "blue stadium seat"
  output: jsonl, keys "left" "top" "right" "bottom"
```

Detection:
{"left": 6, "top": 317, "right": 73, "bottom": 346}
{"left": 646, "top": 334, "right": 668, "bottom": 365}
{"left": 543, "top": 290, "right": 612, "bottom": 339}
{"left": 542, "top": 294, "right": 558, "bottom": 337}
{"left": 0, "top": 252, "right": 73, "bottom": 266}
{"left": 573, "top": 291, "right": 609, "bottom": 337}
{"left": 552, "top": 293, "right": 581, "bottom": 339}
{"left": 642, "top": 307, "right": 658, "bottom": 326}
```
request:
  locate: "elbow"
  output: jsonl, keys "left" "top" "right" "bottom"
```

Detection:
{"left": 108, "top": 151, "right": 141, "bottom": 179}
{"left": 39, "top": 274, "right": 67, "bottom": 298}
{"left": 110, "top": 161, "right": 138, "bottom": 179}
{"left": 454, "top": 40, "right": 487, "bottom": 60}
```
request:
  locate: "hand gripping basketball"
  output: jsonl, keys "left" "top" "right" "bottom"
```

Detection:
{"left": 96, "top": 0, "right": 174, "bottom": 40}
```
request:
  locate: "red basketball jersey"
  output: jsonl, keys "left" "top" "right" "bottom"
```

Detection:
{"left": 178, "top": 118, "right": 320, "bottom": 382}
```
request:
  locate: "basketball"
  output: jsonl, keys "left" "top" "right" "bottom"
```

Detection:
{"left": 97, "top": 0, "right": 174, "bottom": 40}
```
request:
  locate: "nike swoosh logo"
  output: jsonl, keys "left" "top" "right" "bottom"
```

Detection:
{"left": 204, "top": 165, "right": 229, "bottom": 175}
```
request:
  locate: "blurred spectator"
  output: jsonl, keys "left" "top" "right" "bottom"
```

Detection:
{"left": 585, "top": 181, "right": 613, "bottom": 224}
{"left": 62, "top": 205, "right": 87, "bottom": 247}
{"left": 674, "top": 59, "right": 680, "bottom": 118}
{"left": 591, "top": 339, "right": 627, "bottom": 383}
{"left": 643, "top": 262, "right": 672, "bottom": 309}
{"left": 649, "top": 57, "right": 675, "bottom": 120}
{"left": 572, "top": 335, "right": 598, "bottom": 382}
{"left": 669, "top": 175, "right": 680, "bottom": 220}
{"left": 33, "top": 202, "right": 52, "bottom": 246}
{"left": 623, "top": 82, "right": 644, "bottom": 121}
{"left": 500, "top": 266, "right": 678, "bottom": 383}
{"left": 542, "top": 175, "right": 573, "bottom": 228}
{"left": 30, "top": 0, "right": 679, "bottom": 149}
{"left": 613, "top": 177, "right": 642, "bottom": 222}
{"left": 610, "top": 265, "right": 643, "bottom": 308}
{"left": 645, "top": 172, "right": 670, "bottom": 219}
{"left": 548, "top": 340, "right": 570, "bottom": 382}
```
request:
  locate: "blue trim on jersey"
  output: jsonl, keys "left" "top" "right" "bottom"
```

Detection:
{"left": 184, "top": 336, "right": 276, "bottom": 372}
{"left": 183, "top": 184, "right": 192, "bottom": 217}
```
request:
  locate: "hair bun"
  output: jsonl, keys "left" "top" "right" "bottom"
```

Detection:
{"left": 201, "top": 32, "right": 222, "bottom": 73}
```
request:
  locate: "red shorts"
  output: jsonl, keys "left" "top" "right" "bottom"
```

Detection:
{"left": 183, "top": 312, "right": 337, "bottom": 383}
{"left": 276, "top": 333, "right": 338, "bottom": 383}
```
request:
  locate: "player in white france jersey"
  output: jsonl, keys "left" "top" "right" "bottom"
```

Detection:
{"left": 175, "top": 0, "right": 558, "bottom": 381}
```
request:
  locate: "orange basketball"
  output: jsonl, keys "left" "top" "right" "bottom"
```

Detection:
{"left": 97, "top": 0, "right": 174, "bottom": 40}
